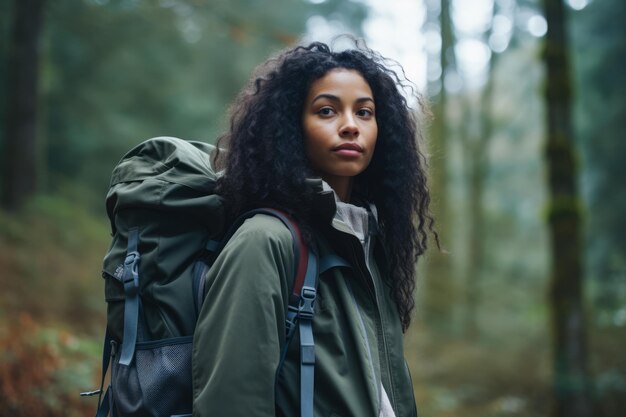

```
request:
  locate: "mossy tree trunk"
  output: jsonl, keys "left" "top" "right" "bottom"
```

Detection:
{"left": 424, "top": 0, "right": 456, "bottom": 332}
{"left": 541, "top": 1, "right": 597, "bottom": 416}
{"left": 1, "top": 0, "right": 45, "bottom": 211}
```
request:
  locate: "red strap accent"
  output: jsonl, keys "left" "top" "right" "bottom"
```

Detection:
{"left": 233, "top": 207, "right": 309, "bottom": 299}
{"left": 290, "top": 218, "right": 308, "bottom": 297}
{"left": 259, "top": 208, "right": 308, "bottom": 297}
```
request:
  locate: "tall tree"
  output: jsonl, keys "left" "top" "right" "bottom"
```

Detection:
{"left": 541, "top": 1, "right": 596, "bottom": 416}
{"left": 423, "top": 0, "right": 456, "bottom": 332}
{"left": 462, "top": 52, "right": 497, "bottom": 339}
{"left": 460, "top": 1, "right": 503, "bottom": 338}
{"left": 1, "top": 0, "right": 45, "bottom": 211}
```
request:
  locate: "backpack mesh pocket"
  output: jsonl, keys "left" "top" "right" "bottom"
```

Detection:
{"left": 111, "top": 336, "right": 193, "bottom": 417}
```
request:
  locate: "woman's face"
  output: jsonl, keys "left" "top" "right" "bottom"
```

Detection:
{"left": 302, "top": 69, "right": 378, "bottom": 195}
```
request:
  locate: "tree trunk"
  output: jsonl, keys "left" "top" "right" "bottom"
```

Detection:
{"left": 463, "top": 14, "right": 500, "bottom": 338}
{"left": 424, "top": 0, "right": 456, "bottom": 332}
{"left": 2, "top": 0, "right": 45, "bottom": 211}
{"left": 541, "top": 1, "right": 597, "bottom": 416}
{"left": 463, "top": 88, "right": 490, "bottom": 338}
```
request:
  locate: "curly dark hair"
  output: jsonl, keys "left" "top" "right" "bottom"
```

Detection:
{"left": 214, "top": 40, "right": 436, "bottom": 331}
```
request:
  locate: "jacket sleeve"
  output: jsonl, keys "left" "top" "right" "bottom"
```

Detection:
{"left": 192, "top": 214, "right": 294, "bottom": 417}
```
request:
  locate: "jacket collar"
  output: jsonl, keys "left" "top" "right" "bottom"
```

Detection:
{"left": 307, "top": 177, "right": 378, "bottom": 239}
{"left": 306, "top": 178, "right": 337, "bottom": 226}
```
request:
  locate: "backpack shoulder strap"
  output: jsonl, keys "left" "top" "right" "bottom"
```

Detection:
{"left": 206, "top": 208, "right": 350, "bottom": 417}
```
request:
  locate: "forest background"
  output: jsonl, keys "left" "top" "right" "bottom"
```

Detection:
{"left": 0, "top": 0, "right": 624, "bottom": 416}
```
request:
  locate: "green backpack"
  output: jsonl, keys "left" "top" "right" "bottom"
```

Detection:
{"left": 82, "top": 137, "right": 347, "bottom": 417}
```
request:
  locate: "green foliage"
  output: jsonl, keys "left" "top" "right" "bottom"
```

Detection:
{"left": 34, "top": 0, "right": 366, "bottom": 211}
{"left": 0, "top": 191, "right": 110, "bottom": 327}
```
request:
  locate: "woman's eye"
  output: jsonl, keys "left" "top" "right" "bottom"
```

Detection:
{"left": 318, "top": 107, "right": 335, "bottom": 116}
{"left": 357, "top": 108, "right": 374, "bottom": 117}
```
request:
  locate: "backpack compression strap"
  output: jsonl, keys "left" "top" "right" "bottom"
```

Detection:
{"left": 119, "top": 227, "right": 141, "bottom": 366}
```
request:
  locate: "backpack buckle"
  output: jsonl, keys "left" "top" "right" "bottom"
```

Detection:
{"left": 124, "top": 251, "right": 140, "bottom": 270}
{"left": 123, "top": 251, "right": 140, "bottom": 294}
{"left": 298, "top": 286, "right": 316, "bottom": 320}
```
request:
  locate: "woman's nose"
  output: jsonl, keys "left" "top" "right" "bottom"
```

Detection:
{"left": 339, "top": 115, "right": 359, "bottom": 138}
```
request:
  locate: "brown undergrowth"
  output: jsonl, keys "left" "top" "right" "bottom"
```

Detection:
{"left": 0, "top": 313, "right": 100, "bottom": 417}
{"left": 0, "top": 194, "right": 109, "bottom": 416}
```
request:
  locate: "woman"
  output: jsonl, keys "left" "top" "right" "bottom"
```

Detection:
{"left": 192, "top": 40, "right": 435, "bottom": 417}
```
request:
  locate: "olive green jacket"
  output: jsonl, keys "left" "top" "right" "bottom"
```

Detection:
{"left": 192, "top": 183, "right": 417, "bottom": 417}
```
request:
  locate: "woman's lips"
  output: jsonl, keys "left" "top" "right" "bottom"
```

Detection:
{"left": 333, "top": 143, "right": 363, "bottom": 157}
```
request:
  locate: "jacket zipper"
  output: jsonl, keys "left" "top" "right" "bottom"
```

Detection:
{"left": 348, "top": 236, "right": 398, "bottom": 415}
{"left": 364, "top": 236, "right": 398, "bottom": 413}
{"left": 331, "top": 215, "right": 401, "bottom": 415}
